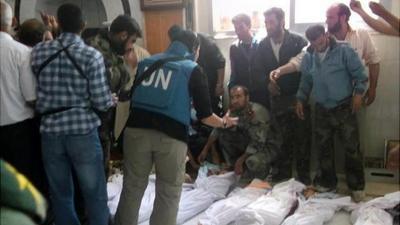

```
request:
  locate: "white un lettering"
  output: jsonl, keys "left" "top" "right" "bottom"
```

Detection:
{"left": 141, "top": 67, "right": 172, "bottom": 90}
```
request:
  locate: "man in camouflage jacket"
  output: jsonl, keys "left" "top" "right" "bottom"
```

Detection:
{"left": 198, "top": 85, "right": 281, "bottom": 179}
{"left": 87, "top": 15, "right": 142, "bottom": 175}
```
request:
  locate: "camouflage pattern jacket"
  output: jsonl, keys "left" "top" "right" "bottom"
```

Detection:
{"left": 87, "top": 31, "right": 131, "bottom": 98}
{"left": 211, "top": 102, "right": 280, "bottom": 162}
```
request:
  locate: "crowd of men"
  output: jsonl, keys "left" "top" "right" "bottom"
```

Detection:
{"left": 1, "top": 0, "right": 398, "bottom": 225}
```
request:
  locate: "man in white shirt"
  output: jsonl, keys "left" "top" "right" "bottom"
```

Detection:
{"left": 0, "top": 1, "right": 40, "bottom": 189}
{"left": 326, "top": 3, "right": 381, "bottom": 106}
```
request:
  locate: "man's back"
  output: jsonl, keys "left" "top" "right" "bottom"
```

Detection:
{"left": 0, "top": 32, "right": 36, "bottom": 126}
{"left": 31, "top": 32, "right": 113, "bottom": 134}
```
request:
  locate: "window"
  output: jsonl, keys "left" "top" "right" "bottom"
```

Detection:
{"left": 295, "top": 0, "right": 379, "bottom": 24}
{"left": 211, "top": 0, "right": 385, "bottom": 35}
{"left": 211, "top": 0, "right": 290, "bottom": 34}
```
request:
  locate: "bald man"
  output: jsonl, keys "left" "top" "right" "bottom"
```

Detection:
{"left": 0, "top": 1, "right": 44, "bottom": 193}
{"left": 326, "top": 3, "right": 380, "bottom": 106}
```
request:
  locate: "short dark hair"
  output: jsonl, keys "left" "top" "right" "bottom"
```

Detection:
{"left": 305, "top": 24, "right": 325, "bottom": 42}
{"left": 264, "top": 7, "right": 285, "bottom": 22}
{"left": 57, "top": 3, "right": 84, "bottom": 33}
{"left": 110, "top": 15, "right": 142, "bottom": 37}
{"left": 232, "top": 14, "right": 251, "bottom": 28}
{"left": 17, "top": 19, "right": 46, "bottom": 47}
{"left": 230, "top": 85, "right": 249, "bottom": 97}
{"left": 168, "top": 25, "right": 199, "bottom": 53}
{"left": 337, "top": 3, "right": 351, "bottom": 22}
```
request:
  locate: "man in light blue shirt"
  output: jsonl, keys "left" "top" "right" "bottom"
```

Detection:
{"left": 295, "top": 24, "right": 367, "bottom": 202}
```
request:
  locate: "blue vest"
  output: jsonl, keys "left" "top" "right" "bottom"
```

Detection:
{"left": 132, "top": 42, "right": 197, "bottom": 126}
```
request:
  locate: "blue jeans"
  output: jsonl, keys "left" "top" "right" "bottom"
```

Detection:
{"left": 41, "top": 129, "right": 109, "bottom": 225}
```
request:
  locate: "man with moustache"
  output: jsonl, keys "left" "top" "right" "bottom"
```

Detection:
{"left": 228, "top": 14, "right": 260, "bottom": 104}
{"left": 326, "top": 3, "right": 380, "bottom": 106}
{"left": 198, "top": 85, "right": 280, "bottom": 180}
{"left": 297, "top": 25, "right": 367, "bottom": 202}
{"left": 88, "top": 15, "right": 142, "bottom": 175}
{"left": 252, "top": 7, "right": 311, "bottom": 185}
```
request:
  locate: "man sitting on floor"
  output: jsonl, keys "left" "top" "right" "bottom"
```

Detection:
{"left": 198, "top": 85, "right": 280, "bottom": 180}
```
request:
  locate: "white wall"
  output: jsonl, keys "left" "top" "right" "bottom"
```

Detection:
{"left": 194, "top": 0, "right": 400, "bottom": 160}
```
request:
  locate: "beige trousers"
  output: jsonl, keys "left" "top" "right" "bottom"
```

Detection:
{"left": 115, "top": 128, "right": 187, "bottom": 225}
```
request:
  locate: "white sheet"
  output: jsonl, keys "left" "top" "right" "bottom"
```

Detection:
{"left": 177, "top": 172, "right": 237, "bottom": 224}
{"left": 234, "top": 178, "right": 305, "bottom": 225}
{"left": 198, "top": 187, "right": 268, "bottom": 225}
{"left": 350, "top": 191, "right": 400, "bottom": 225}
{"left": 281, "top": 196, "right": 353, "bottom": 225}
{"left": 107, "top": 171, "right": 236, "bottom": 224}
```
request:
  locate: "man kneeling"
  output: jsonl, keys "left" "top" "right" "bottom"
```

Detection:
{"left": 198, "top": 85, "right": 280, "bottom": 180}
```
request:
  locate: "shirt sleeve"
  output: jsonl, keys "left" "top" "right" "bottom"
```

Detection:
{"left": 296, "top": 53, "right": 313, "bottom": 103}
{"left": 189, "top": 66, "right": 213, "bottom": 120}
{"left": 344, "top": 46, "right": 368, "bottom": 95}
{"left": 86, "top": 52, "right": 114, "bottom": 111}
{"left": 289, "top": 51, "right": 305, "bottom": 71}
{"left": 19, "top": 50, "right": 37, "bottom": 102}
{"left": 359, "top": 30, "right": 380, "bottom": 65}
{"left": 244, "top": 104, "right": 279, "bottom": 162}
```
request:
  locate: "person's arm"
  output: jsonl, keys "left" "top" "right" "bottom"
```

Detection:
{"left": 369, "top": 2, "right": 400, "bottom": 32}
{"left": 344, "top": 46, "right": 368, "bottom": 113}
{"left": 269, "top": 35, "right": 307, "bottom": 82}
{"left": 360, "top": 29, "right": 381, "bottom": 106}
{"left": 20, "top": 50, "right": 37, "bottom": 108}
{"left": 269, "top": 52, "right": 304, "bottom": 82}
{"left": 350, "top": 0, "right": 399, "bottom": 36}
{"left": 197, "top": 129, "right": 219, "bottom": 163}
{"left": 190, "top": 67, "right": 238, "bottom": 128}
{"left": 365, "top": 63, "right": 380, "bottom": 105}
{"left": 215, "top": 67, "right": 225, "bottom": 96}
{"left": 87, "top": 52, "right": 115, "bottom": 111}
{"left": 234, "top": 152, "right": 250, "bottom": 175}
{"left": 296, "top": 54, "right": 313, "bottom": 106}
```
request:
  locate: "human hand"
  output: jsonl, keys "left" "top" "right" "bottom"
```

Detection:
{"left": 223, "top": 110, "right": 239, "bottom": 128}
{"left": 111, "top": 93, "right": 119, "bottom": 106}
{"left": 295, "top": 101, "right": 305, "bottom": 120}
{"left": 40, "top": 11, "right": 58, "bottom": 33}
{"left": 369, "top": 2, "right": 387, "bottom": 17}
{"left": 234, "top": 159, "right": 244, "bottom": 175}
{"left": 349, "top": 0, "right": 364, "bottom": 14}
{"left": 197, "top": 149, "right": 208, "bottom": 164}
{"left": 352, "top": 94, "right": 363, "bottom": 113}
{"left": 268, "top": 82, "right": 280, "bottom": 96}
{"left": 269, "top": 69, "right": 281, "bottom": 82}
{"left": 364, "top": 88, "right": 376, "bottom": 106}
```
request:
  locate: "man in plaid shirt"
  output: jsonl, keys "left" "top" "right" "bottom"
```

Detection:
{"left": 31, "top": 4, "right": 115, "bottom": 225}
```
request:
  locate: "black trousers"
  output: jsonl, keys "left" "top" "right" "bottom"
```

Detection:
{"left": 0, "top": 118, "right": 48, "bottom": 195}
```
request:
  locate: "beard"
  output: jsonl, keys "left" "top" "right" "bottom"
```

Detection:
{"left": 110, "top": 38, "right": 128, "bottom": 56}
{"left": 328, "top": 20, "right": 341, "bottom": 33}
{"left": 267, "top": 26, "right": 281, "bottom": 38}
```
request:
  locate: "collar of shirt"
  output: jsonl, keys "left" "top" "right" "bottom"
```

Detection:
{"left": 0, "top": 31, "right": 13, "bottom": 40}
{"left": 317, "top": 46, "right": 330, "bottom": 62}
{"left": 57, "top": 32, "right": 84, "bottom": 45}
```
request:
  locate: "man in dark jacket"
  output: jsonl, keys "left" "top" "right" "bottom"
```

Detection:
{"left": 253, "top": 7, "right": 311, "bottom": 185}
